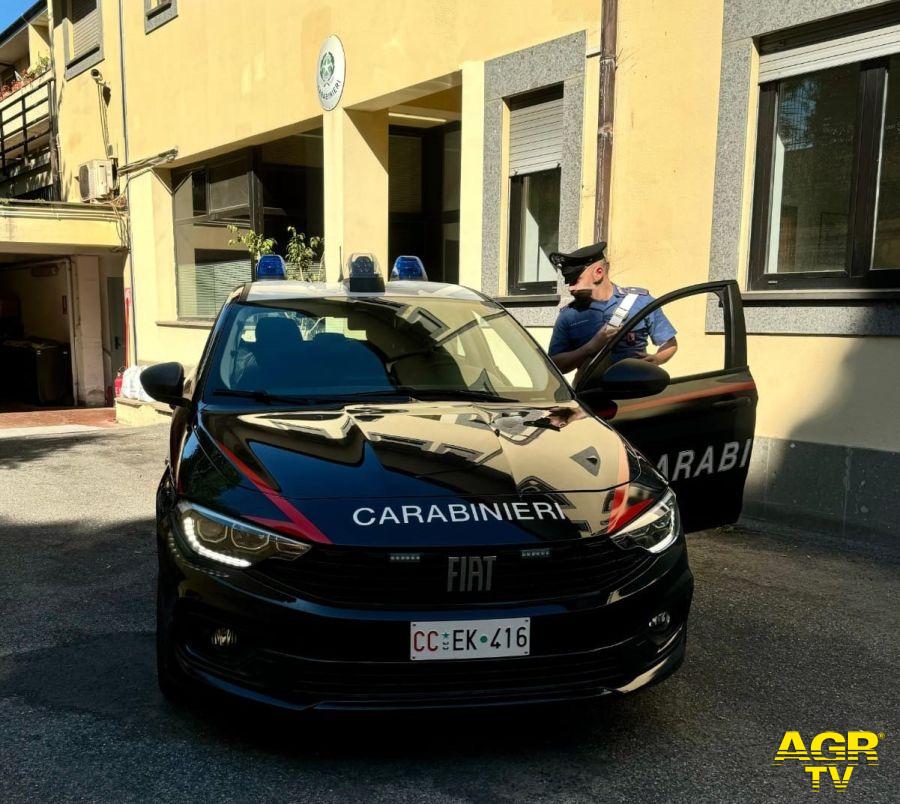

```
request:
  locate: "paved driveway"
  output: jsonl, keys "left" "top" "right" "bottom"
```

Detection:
{"left": 0, "top": 425, "right": 897, "bottom": 803}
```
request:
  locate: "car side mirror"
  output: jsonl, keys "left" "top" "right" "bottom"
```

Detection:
{"left": 140, "top": 362, "right": 188, "bottom": 407}
{"left": 578, "top": 358, "right": 669, "bottom": 400}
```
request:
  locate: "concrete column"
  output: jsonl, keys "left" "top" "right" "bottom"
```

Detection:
{"left": 323, "top": 108, "right": 389, "bottom": 281}
{"left": 71, "top": 256, "right": 106, "bottom": 407}
{"left": 459, "top": 61, "right": 485, "bottom": 291}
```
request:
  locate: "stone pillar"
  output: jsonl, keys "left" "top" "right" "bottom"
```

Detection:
{"left": 71, "top": 256, "right": 106, "bottom": 406}
{"left": 323, "top": 108, "right": 389, "bottom": 281}
{"left": 459, "top": 61, "right": 485, "bottom": 291}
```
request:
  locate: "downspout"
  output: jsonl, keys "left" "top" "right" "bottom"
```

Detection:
{"left": 594, "top": 0, "right": 618, "bottom": 241}
{"left": 46, "top": 0, "right": 62, "bottom": 201}
{"left": 116, "top": 0, "right": 138, "bottom": 365}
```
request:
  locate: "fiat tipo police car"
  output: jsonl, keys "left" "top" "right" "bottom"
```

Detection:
{"left": 143, "top": 255, "right": 756, "bottom": 711}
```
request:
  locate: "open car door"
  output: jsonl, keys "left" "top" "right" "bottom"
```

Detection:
{"left": 574, "top": 280, "right": 757, "bottom": 532}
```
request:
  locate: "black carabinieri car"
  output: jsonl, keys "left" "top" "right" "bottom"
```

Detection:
{"left": 143, "top": 269, "right": 756, "bottom": 712}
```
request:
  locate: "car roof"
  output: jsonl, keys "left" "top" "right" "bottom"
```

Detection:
{"left": 242, "top": 280, "right": 488, "bottom": 303}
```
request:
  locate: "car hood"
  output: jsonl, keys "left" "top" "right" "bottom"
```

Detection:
{"left": 188, "top": 401, "right": 654, "bottom": 547}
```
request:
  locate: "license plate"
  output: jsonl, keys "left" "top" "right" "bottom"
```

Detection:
{"left": 410, "top": 617, "right": 530, "bottom": 660}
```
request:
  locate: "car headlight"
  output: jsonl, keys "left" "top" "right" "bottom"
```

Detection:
{"left": 173, "top": 501, "right": 311, "bottom": 568}
{"left": 612, "top": 489, "right": 680, "bottom": 553}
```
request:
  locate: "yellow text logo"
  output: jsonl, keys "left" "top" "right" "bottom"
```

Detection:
{"left": 773, "top": 730, "right": 883, "bottom": 791}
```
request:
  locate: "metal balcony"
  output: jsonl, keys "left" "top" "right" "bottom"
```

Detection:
{"left": 0, "top": 73, "right": 57, "bottom": 200}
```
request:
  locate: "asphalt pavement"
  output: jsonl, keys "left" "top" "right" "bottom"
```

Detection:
{"left": 0, "top": 424, "right": 897, "bottom": 803}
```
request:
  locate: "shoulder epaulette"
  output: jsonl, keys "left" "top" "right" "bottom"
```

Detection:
{"left": 619, "top": 286, "right": 649, "bottom": 296}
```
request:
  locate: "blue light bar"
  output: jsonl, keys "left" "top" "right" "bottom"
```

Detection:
{"left": 346, "top": 252, "right": 384, "bottom": 292}
{"left": 256, "top": 254, "right": 286, "bottom": 280}
{"left": 390, "top": 255, "right": 428, "bottom": 281}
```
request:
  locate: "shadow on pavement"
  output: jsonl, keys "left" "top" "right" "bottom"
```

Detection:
{"left": 0, "top": 430, "right": 111, "bottom": 469}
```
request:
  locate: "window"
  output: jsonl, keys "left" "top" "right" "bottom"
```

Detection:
{"left": 62, "top": 0, "right": 103, "bottom": 78}
{"left": 506, "top": 86, "right": 563, "bottom": 295}
{"left": 172, "top": 141, "right": 325, "bottom": 318}
{"left": 750, "top": 26, "right": 900, "bottom": 290}
{"left": 173, "top": 156, "right": 253, "bottom": 319}
{"left": 145, "top": 0, "right": 177, "bottom": 34}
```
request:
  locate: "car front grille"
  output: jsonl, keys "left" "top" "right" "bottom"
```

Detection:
{"left": 252, "top": 537, "right": 655, "bottom": 608}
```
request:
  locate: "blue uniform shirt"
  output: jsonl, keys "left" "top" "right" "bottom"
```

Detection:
{"left": 548, "top": 285, "right": 677, "bottom": 363}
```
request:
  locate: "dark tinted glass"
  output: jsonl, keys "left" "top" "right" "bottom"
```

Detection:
{"left": 874, "top": 54, "right": 900, "bottom": 269}
{"left": 768, "top": 64, "right": 858, "bottom": 273}
{"left": 206, "top": 296, "right": 570, "bottom": 404}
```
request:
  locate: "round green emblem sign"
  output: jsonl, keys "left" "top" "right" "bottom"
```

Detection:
{"left": 316, "top": 36, "right": 345, "bottom": 111}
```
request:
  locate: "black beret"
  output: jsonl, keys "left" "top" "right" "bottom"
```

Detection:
{"left": 549, "top": 241, "right": 607, "bottom": 283}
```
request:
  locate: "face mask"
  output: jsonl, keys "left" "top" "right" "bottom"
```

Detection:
{"left": 571, "top": 289, "right": 593, "bottom": 310}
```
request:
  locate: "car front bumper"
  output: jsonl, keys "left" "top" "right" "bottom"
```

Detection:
{"left": 158, "top": 524, "right": 694, "bottom": 712}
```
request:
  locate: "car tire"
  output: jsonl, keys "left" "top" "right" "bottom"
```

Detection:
{"left": 156, "top": 571, "right": 190, "bottom": 703}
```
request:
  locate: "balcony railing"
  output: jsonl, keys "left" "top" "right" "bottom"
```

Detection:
{"left": 0, "top": 73, "right": 55, "bottom": 189}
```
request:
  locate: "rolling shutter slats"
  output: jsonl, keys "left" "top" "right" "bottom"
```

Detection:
{"left": 71, "top": 0, "right": 101, "bottom": 57}
{"left": 760, "top": 21, "right": 900, "bottom": 83}
{"left": 509, "top": 96, "right": 563, "bottom": 176}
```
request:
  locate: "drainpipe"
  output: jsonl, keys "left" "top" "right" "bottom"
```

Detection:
{"left": 46, "top": 0, "right": 62, "bottom": 202}
{"left": 594, "top": 0, "right": 618, "bottom": 242}
{"left": 116, "top": 0, "right": 138, "bottom": 366}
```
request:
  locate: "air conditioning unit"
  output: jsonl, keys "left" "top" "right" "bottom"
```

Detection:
{"left": 78, "top": 159, "right": 117, "bottom": 202}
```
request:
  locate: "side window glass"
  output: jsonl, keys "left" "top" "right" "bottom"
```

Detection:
{"left": 604, "top": 290, "right": 725, "bottom": 380}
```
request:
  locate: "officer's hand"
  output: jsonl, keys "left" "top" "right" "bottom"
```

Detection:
{"left": 587, "top": 324, "right": 621, "bottom": 354}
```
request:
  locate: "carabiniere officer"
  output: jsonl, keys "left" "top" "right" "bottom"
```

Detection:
{"left": 547, "top": 241, "right": 678, "bottom": 375}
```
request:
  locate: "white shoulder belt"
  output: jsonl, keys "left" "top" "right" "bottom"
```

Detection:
{"left": 608, "top": 293, "right": 639, "bottom": 327}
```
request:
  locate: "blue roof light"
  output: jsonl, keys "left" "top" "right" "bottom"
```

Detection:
{"left": 345, "top": 252, "right": 384, "bottom": 292}
{"left": 256, "top": 254, "right": 287, "bottom": 280}
{"left": 390, "top": 255, "right": 428, "bottom": 281}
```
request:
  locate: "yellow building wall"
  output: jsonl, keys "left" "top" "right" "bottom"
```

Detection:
{"left": 118, "top": 0, "right": 602, "bottom": 165}
{"left": 608, "top": 0, "right": 900, "bottom": 453}
{"left": 111, "top": 0, "right": 602, "bottom": 367}
{"left": 127, "top": 169, "right": 209, "bottom": 366}
{"left": 27, "top": 22, "right": 51, "bottom": 65}
{"left": 50, "top": 0, "right": 127, "bottom": 202}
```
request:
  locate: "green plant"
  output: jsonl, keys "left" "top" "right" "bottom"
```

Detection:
{"left": 227, "top": 225, "right": 275, "bottom": 259}
{"left": 284, "top": 226, "right": 323, "bottom": 280}
{"left": 227, "top": 224, "right": 323, "bottom": 280}
{"left": 28, "top": 55, "right": 50, "bottom": 79}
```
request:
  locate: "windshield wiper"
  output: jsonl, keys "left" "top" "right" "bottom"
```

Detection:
{"left": 211, "top": 387, "right": 515, "bottom": 405}
{"left": 210, "top": 388, "right": 336, "bottom": 406}
{"left": 393, "top": 387, "right": 517, "bottom": 403}
{"left": 209, "top": 388, "right": 414, "bottom": 405}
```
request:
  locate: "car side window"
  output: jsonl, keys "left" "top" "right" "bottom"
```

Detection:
{"left": 605, "top": 290, "right": 726, "bottom": 380}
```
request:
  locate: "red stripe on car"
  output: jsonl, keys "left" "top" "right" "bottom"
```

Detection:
{"left": 215, "top": 441, "right": 331, "bottom": 544}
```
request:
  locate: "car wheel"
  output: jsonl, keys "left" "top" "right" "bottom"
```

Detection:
{"left": 156, "top": 571, "right": 190, "bottom": 703}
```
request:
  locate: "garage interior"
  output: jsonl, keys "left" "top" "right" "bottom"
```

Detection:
{"left": 0, "top": 252, "right": 125, "bottom": 411}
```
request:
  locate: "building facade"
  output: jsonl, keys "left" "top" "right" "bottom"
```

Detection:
{"left": 2, "top": 0, "right": 898, "bottom": 535}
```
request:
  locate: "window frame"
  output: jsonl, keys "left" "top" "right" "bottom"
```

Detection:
{"left": 506, "top": 167, "right": 562, "bottom": 296}
{"left": 62, "top": 0, "right": 104, "bottom": 80}
{"left": 145, "top": 0, "right": 177, "bottom": 34}
{"left": 172, "top": 151, "right": 255, "bottom": 321}
{"left": 504, "top": 85, "right": 564, "bottom": 298}
{"left": 749, "top": 55, "right": 900, "bottom": 291}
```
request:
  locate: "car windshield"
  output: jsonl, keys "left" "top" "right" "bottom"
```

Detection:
{"left": 204, "top": 294, "right": 572, "bottom": 406}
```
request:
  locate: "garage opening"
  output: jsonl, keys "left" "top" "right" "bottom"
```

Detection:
{"left": 0, "top": 254, "right": 125, "bottom": 411}
{"left": 0, "top": 257, "right": 73, "bottom": 409}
